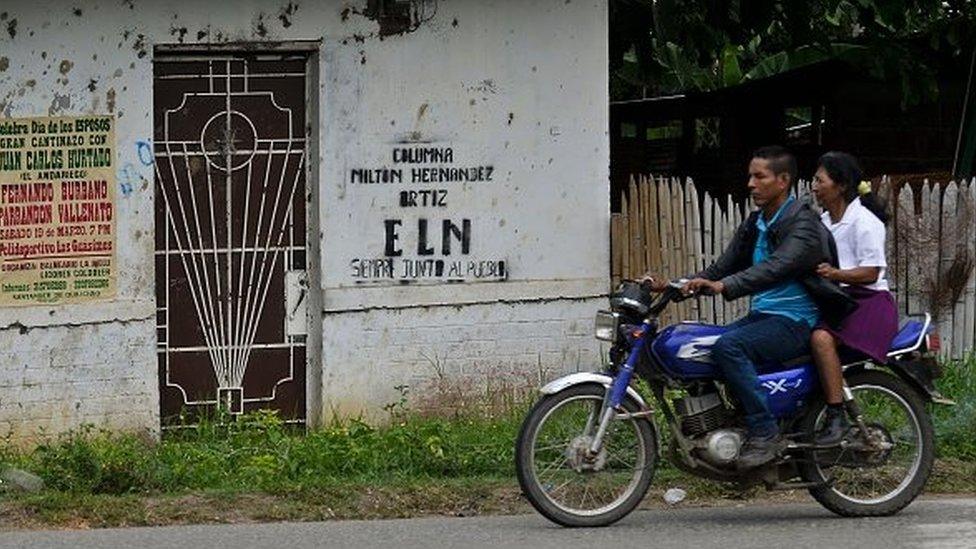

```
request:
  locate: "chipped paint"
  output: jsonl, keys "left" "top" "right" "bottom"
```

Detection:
{"left": 342, "top": 0, "right": 439, "bottom": 39}
{"left": 278, "top": 2, "right": 298, "bottom": 28}
{"left": 169, "top": 25, "right": 188, "bottom": 43}
{"left": 253, "top": 13, "right": 270, "bottom": 37}
{"left": 467, "top": 78, "right": 498, "bottom": 95}
{"left": 47, "top": 91, "right": 71, "bottom": 114}
{"left": 132, "top": 34, "right": 147, "bottom": 58}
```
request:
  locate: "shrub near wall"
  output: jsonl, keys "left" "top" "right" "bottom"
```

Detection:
{"left": 932, "top": 353, "right": 976, "bottom": 460}
{"left": 1, "top": 410, "right": 522, "bottom": 495}
{"left": 1, "top": 356, "right": 973, "bottom": 497}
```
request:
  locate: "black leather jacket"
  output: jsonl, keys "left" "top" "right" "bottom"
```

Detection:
{"left": 696, "top": 198, "right": 856, "bottom": 326}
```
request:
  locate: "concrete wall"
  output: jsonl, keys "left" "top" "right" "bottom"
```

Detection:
{"left": 0, "top": 322, "right": 157, "bottom": 441}
{"left": 316, "top": 0, "right": 609, "bottom": 416}
{"left": 0, "top": 0, "right": 609, "bottom": 439}
{"left": 322, "top": 299, "right": 599, "bottom": 417}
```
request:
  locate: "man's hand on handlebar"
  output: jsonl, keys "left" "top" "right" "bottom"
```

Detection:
{"left": 680, "top": 278, "right": 724, "bottom": 297}
{"left": 639, "top": 272, "right": 669, "bottom": 293}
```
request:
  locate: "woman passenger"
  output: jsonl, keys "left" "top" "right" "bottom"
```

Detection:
{"left": 810, "top": 152, "right": 898, "bottom": 445}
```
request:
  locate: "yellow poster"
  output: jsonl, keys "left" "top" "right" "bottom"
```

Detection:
{"left": 0, "top": 115, "right": 116, "bottom": 306}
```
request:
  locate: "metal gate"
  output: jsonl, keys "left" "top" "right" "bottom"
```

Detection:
{"left": 153, "top": 54, "right": 308, "bottom": 425}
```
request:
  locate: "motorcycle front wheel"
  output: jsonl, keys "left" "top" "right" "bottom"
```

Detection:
{"left": 515, "top": 384, "right": 657, "bottom": 527}
{"left": 799, "top": 370, "right": 935, "bottom": 517}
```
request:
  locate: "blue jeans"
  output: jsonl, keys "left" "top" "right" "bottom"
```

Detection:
{"left": 711, "top": 312, "right": 812, "bottom": 438}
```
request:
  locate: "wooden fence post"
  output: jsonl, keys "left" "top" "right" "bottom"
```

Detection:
{"left": 701, "top": 190, "right": 715, "bottom": 324}
{"left": 628, "top": 176, "right": 641, "bottom": 280}
{"left": 621, "top": 191, "right": 630, "bottom": 281}
{"left": 611, "top": 212, "right": 622, "bottom": 289}
{"left": 964, "top": 179, "right": 976, "bottom": 354}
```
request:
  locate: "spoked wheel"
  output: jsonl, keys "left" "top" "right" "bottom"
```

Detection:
{"left": 515, "top": 384, "right": 657, "bottom": 527}
{"left": 799, "top": 370, "right": 935, "bottom": 517}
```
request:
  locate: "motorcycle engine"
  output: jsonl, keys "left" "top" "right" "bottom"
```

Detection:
{"left": 674, "top": 392, "right": 730, "bottom": 436}
{"left": 699, "top": 429, "right": 744, "bottom": 465}
{"left": 674, "top": 391, "right": 743, "bottom": 466}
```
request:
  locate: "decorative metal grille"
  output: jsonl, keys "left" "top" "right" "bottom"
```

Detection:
{"left": 153, "top": 56, "right": 308, "bottom": 423}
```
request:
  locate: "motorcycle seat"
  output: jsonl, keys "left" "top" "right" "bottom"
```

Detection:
{"left": 832, "top": 315, "right": 932, "bottom": 365}
{"left": 887, "top": 315, "right": 932, "bottom": 357}
{"left": 759, "top": 315, "right": 932, "bottom": 370}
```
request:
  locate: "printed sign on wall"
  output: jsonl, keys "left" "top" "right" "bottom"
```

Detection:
{"left": 0, "top": 115, "right": 116, "bottom": 306}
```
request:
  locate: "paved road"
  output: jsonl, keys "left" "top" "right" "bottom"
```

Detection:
{"left": 2, "top": 497, "right": 974, "bottom": 549}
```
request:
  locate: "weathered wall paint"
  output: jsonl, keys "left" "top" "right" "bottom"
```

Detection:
{"left": 0, "top": 0, "right": 609, "bottom": 438}
{"left": 322, "top": 299, "right": 601, "bottom": 419}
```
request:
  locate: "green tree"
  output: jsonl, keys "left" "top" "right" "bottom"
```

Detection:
{"left": 610, "top": 0, "right": 976, "bottom": 107}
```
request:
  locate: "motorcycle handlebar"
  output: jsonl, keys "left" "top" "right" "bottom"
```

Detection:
{"left": 647, "top": 279, "right": 717, "bottom": 315}
{"left": 670, "top": 278, "right": 718, "bottom": 297}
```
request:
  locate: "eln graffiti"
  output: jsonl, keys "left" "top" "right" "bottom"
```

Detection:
{"left": 348, "top": 145, "right": 506, "bottom": 283}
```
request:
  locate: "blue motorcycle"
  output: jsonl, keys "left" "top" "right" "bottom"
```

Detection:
{"left": 515, "top": 280, "right": 949, "bottom": 527}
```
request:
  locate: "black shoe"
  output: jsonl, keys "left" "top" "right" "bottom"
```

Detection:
{"left": 814, "top": 407, "right": 850, "bottom": 446}
{"left": 737, "top": 434, "right": 784, "bottom": 469}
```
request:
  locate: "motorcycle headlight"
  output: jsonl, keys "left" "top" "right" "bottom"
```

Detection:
{"left": 594, "top": 310, "right": 620, "bottom": 342}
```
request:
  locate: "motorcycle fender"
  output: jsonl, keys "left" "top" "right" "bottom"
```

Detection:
{"left": 846, "top": 363, "right": 956, "bottom": 406}
{"left": 540, "top": 372, "right": 652, "bottom": 411}
{"left": 540, "top": 372, "right": 660, "bottom": 457}
{"left": 885, "top": 360, "right": 956, "bottom": 406}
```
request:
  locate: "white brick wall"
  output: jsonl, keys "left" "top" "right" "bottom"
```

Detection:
{"left": 0, "top": 320, "right": 158, "bottom": 444}
{"left": 320, "top": 297, "right": 604, "bottom": 419}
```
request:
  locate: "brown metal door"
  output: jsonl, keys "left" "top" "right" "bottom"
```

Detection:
{"left": 153, "top": 55, "right": 308, "bottom": 425}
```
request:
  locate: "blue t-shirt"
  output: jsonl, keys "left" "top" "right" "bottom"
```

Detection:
{"left": 750, "top": 198, "right": 820, "bottom": 327}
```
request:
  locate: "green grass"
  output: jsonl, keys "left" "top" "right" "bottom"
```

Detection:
{"left": 931, "top": 352, "right": 976, "bottom": 460}
{"left": 0, "top": 354, "right": 973, "bottom": 502}
{"left": 1, "top": 410, "right": 524, "bottom": 496}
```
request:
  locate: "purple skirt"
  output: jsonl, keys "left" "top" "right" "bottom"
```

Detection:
{"left": 816, "top": 286, "right": 898, "bottom": 363}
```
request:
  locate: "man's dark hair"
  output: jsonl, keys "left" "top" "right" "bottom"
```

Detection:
{"left": 752, "top": 145, "right": 798, "bottom": 187}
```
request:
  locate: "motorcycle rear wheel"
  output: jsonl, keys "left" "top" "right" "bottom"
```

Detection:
{"left": 799, "top": 370, "right": 935, "bottom": 517}
{"left": 515, "top": 384, "right": 657, "bottom": 527}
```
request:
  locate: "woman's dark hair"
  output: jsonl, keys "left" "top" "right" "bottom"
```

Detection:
{"left": 817, "top": 151, "right": 889, "bottom": 224}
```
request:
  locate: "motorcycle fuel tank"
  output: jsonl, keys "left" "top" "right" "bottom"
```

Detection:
{"left": 650, "top": 322, "right": 818, "bottom": 418}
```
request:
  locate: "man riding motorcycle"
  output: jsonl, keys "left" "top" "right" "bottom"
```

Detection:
{"left": 646, "top": 145, "right": 854, "bottom": 468}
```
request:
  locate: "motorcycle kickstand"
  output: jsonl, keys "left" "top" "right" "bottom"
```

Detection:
{"left": 767, "top": 478, "right": 834, "bottom": 491}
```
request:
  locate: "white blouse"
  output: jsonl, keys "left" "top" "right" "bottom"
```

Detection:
{"left": 820, "top": 197, "right": 890, "bottom": 291}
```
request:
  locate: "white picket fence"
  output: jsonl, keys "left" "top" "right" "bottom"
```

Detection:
{"left": 610, "top": 175, "right": 976, "bottom": 358}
